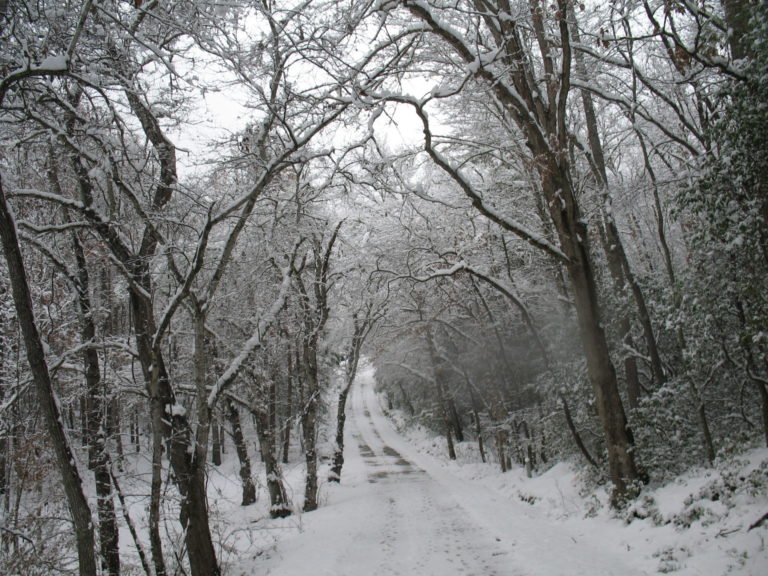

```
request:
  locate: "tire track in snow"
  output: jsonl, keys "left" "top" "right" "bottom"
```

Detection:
{"left": 253, "top": 366, "right": 646, "bottom": 576}
{"left": 345, "top": 371, "right": 516, "bottom": 576}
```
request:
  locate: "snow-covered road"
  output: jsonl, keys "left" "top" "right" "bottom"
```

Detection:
{"left": 246, "top": 365, "right": 648, "bottom": 576}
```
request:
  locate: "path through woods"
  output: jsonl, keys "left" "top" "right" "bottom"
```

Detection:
{"left": 244, "top": 366, "right": 647, "bottom": 576}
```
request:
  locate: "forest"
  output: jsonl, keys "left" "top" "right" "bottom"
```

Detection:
{"left": 0, "top": 1, "right": 766, "bottom": 575}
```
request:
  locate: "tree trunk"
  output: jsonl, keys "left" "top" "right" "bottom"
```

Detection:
{"left": 687, "top": 372, "right": 716, "bottom": 465}
{"left": 565, "top": 244, "right": 639, "bottom": 501}
{"left": 211, "top": 419, "right": 222, "bottom": 466}
{"left": 736, "top": 300, "right": 768, "bottom": 447}
{"left": 1, "top": 320, "right": 8, "bottom": 497}
{"left": 329, "top": 385, "right": 351, "bottom": 483}
{"left": 254, "top": 409, "right": 292, "bottom": 518}
{"left": 427, "top": 328, "right": 457, "bottom": 460}
{"left": 301, "top": 383, "right": 320, "bottom": 511}
{"left": 543, "top": 160, "right": 640, "bottom": 504}
{"left": 329, "top": 312, "right": 379, "bottom": 482}
{"left": 560, "top": 393, "right": 599, "bottom": 468}
{"left": 282, "top": 360, "right": 293, "bottom": 464}
{"left": 755, "top": 379, "right": 768, "bottom": 448}
{"left": 467, "top": 385, "right": 486, "bottom": 463}
{"left": 0, "top": 178, "right": 98, "bottom": 576}
{"left": 300, "top": 338, "right": 321, "bottom": 511}
{"left": 224, "top": 399, "right": 257, "bottom": 506}
{"left": 722, "top": 0, "right": 754, "bottom": 60}
{"left": 148, "top": 395, "right": 167, "bottom": 576}
{"left": 183, "top": 310, "right": 220, "bottom": 576}
{"left": 447, "top": 395, "right": 465, "bottom": 443}
{"left": 110, "top": 468, "right": 152, "bottom": 576}
{"left": 72, "top": 230, "right": 120, "bottom": 576}
{"left": 131, "top": 411, "right": 140, "bottom": 453}
{"left": 496, "top": 428, "right": 509, "bottom": 473}
{"left": 133, "top": 295, "right": 219, "bottom": 576}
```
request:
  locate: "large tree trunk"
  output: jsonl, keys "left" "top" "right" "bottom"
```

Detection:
{"left": 131, "top": 293, "right": 219, "bottom": 576}
{"left": 224, "top": 398, "right": 257, "bottom": 506}
{"left": 254, "top": 407, "right": 292, "bottom": 518}
{"left": 329, "top": 384, "right": 351, "bottom": 483}
{"left": 184, "top": 310, "right": 220, "bottom": 576}
{"left": 570, "top": 9, "right": 664, "bottom": 393}
{"left": 559, "top": 214, "right": 640, "bottom": 502}
{"left": 301, "top": 379, "right": 320, "bottom": 511}
{"left": 282, "top": 365, "right": 293, "bottom": 464}
{"left": 542, "top": 156, "right": 639, "bottom": 503}
{"left": 0, "top": 178, "right": 98, "bottom": 576}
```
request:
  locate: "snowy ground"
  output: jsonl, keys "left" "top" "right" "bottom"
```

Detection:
{"left": 213, "top": 365, "right": 768, "bottom": 576}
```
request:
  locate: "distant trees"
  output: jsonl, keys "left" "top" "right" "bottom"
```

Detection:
{"left": 355, "top": 0, "right": 767, "bottom": 499}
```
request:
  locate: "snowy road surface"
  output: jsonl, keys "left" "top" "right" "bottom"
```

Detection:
{"left": 249, "top": 366, "right": 648, "bottom": 576}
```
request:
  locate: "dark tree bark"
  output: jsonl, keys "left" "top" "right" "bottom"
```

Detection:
{"left": 225, "top": 398, "right": 257, "bottom": 506}
{"left": 330, "top": 306, "right": 380, "bottom": 482}
{"left": 447, "top": 395, "right": 465, "bottom": 443}
{"left": 254, "top": 405, "right": 292, "bottom": 518}
{"left": 560, "top": 393, "right": 599, "bottom": 469}
{"left": 722, "top": 0, "right": 755, "bottom": 60}
{"left": 300, "top": 370, "right": 320, "bottom": 511}
{"left": 184, "top": 309, "right": 220, "bottom": 576}
{"left": 294, "top": 224, "right": 342, "bottom": 510}
{"left": 71, "top": 229, "right": 120, "bottom": 576}
{"left": 211, "top": 419, "right": 222, "bottom": 466}
{"left": 570, "top": 8, "right": 664, "bottom": 394}
{"left": 0, "top": 177, "right": 98, "bottom": 576}
{"left": 329, "top": 383, "right": 351, "bottom": 483}
{"left": 282, "top": 359, "right": 293, "bottom": 465}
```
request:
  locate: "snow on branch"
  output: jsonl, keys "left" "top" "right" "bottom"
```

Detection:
{"left": 381, "top": 361, "right": 433, "bottom": 384}
{"left": 373, "top": 94, "right": 569, "bottom": 263}
{"left": 206, "top": 243, "right": 299, "bottom": 410}
{"left": 403, "top": 260, "right": 550, "bottom": 363}
{"left": 0, "top": 57, "right": 70, "bottom": 104}
{"left": 153, "top": 208, "right": 216, "bottom": 349}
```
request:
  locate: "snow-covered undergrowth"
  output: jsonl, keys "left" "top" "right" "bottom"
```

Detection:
{"left": 382, "top": 402, "right": 768, "bottom": 576}
{"left": 103, "top": 384, "right": 766, "bottom": 575}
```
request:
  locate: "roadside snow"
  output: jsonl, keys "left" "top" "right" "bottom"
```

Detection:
{"left": 218, "top": 364, "right": 766, "bottom": 576}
